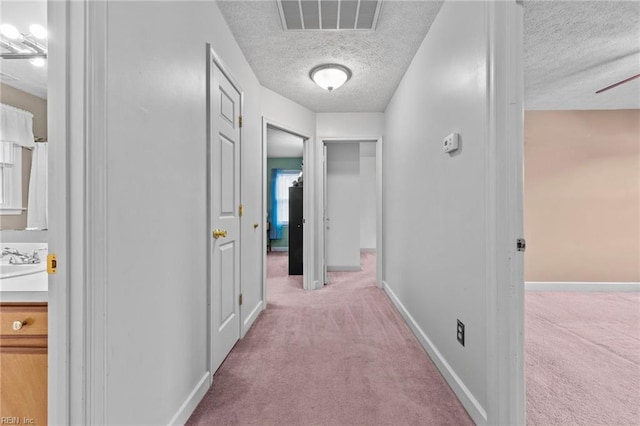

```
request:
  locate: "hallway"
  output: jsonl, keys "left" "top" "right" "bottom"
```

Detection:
{"left": 187, "top": 252, "right": 473, "bottom": 425}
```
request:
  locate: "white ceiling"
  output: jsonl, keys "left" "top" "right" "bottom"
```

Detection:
{"left": 218, "top": 0, "right": 443, "bottom": 112}
{"left": 219, "top": 0, "right": 639, "bottom": 112}
{"left": 524, "top": 1, "right": 640, "bottom": 110}
{"left": 267, "top": 126, "right": 304, "bottom": 157}
{"left": 1, "top": 1, "right": 637, "bottom": 110}
{"left": 0, "top": 0, "right": 48, "bottom": 99}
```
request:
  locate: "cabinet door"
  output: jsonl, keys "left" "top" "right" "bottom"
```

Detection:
{"left": 0, "top": 349, "right": 47, "bottom": 425}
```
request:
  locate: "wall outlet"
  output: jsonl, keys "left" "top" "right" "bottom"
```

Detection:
{"left": 443, "top": 133, "right": 460, "bottom": 153}
{"left": 457, "top": 320, "right": 465, "bottom": 346}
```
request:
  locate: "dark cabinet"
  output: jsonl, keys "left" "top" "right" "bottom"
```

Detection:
{"left": 289, "top": 186, "right": 303, "bottom": 275}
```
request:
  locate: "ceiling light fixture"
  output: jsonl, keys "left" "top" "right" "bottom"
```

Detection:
{"left": 29, "top": 24, "right": 47, "bottom": 40}
{"left": 309, "top": 64, "right": 352, "bottom": 92}
{"left": 0, "top": 24, "right": 22, "bottom": 40}
{"left": 29, "top": 57, "right": 45, "bottom": 67}
{"left": 0, "top": 23, "right": 47, "bottom": 61}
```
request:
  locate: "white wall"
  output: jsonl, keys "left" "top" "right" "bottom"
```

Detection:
{"left": 104, "top": 2, "right": 263, "bottom": 423}
{"left": 316, "top": 112, "right": 384, "bottom": 138}
{"left": 383, "top": 1, "right": 492, "bottom": 423}
{"left": 326, "top": 143, "right": 361, "bottom": 269}
{"left": 360, "top": 142, "right": 376, "bottom": 250}
{"left": 262, "top": 87, "right": 316, "bottom": 138}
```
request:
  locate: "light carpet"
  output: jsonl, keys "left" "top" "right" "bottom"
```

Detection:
{"left": 526, "top": 292, "right": 640, "bottom": 425}
{"left": 188, "top": 252, "right": 473, "bottom": 425}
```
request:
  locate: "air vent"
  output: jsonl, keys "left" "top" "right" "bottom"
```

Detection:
{"left": 277, "top": 0, "right": 382, "bottom": 31}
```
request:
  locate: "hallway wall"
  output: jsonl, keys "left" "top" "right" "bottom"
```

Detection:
{"left": 383, "top": 1, "right": 492, "bottom": 423}
{"left": 103, "top": 1, "right": 263, "bottom": 423}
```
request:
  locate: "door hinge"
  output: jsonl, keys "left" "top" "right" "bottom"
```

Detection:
{"left": 238, "top": 115, "right": 243, "bottom": 128}
{"left": 516, "top": 238, "right": 526, "bottom": 252}
{"left": 47, "top": 253, "right": 57, "bottom": 274}
{"left": 239, "top": 293, "right": 243, "bottom": 306}
{"left": 239, "top": 204, "right": 244, "bottom": 217}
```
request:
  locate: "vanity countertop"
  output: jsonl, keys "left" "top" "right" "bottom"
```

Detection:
{"left": 0, "top": 291, "right": 48, "bottom": 303}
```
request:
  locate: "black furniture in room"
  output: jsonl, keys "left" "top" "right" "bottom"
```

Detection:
{"left": 288, "top": 186, "right": 303, "bottom": 275}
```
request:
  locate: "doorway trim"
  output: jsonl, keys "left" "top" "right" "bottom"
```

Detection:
{"left": 261, "top": 119, "right": 312, "bottom": 301}
{"left": 319, "top": 137, "right": 383, "bottom": 288}
{"left": 484, "top": 1, "right": 525, "bottom": 425}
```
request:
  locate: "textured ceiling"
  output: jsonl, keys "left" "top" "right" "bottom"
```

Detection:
{"left": 0, "top": 0, "right": 47, "bottom": 99}
{"left": 217, "top": 0, "right": 443, "bottom": 112}
{"left": 267, "top": 126, "right": 304, "bottom": 157}
{"left": 524, "top": 1, "right": 640, "bottom": 110}
{"left": 221, "top": 0, "right": 639, "bottom": 112}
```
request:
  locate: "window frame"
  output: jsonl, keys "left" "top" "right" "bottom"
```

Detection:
{"left": 274, "top": 169, "right": 300, "bottom": 226}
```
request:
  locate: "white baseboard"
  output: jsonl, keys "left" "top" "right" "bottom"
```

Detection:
{"left": 526, "top": 281, "right": 640, "bottom": 292}
{"left": 270, "top": 247, "right": 288, "bottom": 252}
{"left": 167, "top": 371, "right": 210, "bottom": 426}
{"left": 327, "top": 265, "right": 362, "bottom": 272}
{"left": 383, "top": 281, "right": 487, "bottom": 425}
{"left": 243, "top": 300, "right": 264, "bottom": 336}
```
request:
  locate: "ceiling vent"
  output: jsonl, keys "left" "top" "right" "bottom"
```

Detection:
{"left": 277, "top": 0, "right": 382, "bottom": 31}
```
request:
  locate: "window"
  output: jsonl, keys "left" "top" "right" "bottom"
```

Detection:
{"left": 0, "top": 142, "right": 23, "bottom": 215}
{"left": 274, "top": 170, "right": 299, "bottom": 225}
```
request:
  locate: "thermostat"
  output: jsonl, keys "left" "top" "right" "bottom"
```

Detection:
{"left": 443, "top": 133, "right": 459, "bottom": 153}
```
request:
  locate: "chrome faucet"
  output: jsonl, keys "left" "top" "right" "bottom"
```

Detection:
{"left": 2, "top": 248, "right": 41, "bottom": 264}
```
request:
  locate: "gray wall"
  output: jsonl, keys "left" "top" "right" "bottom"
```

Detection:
{"left": 359, "top": 142, "right": 376, "bottom": 250}
{"left": 326, "top": 143, "right": 360, "bottom": 269}
{"left": 383, "top": 0, "right": 491, "bottom": 419}
{"left": 104, "top": 2, "right": 263, "bottom": 423}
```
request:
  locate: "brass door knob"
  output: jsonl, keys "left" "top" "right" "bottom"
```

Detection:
{"left": 213, "top": 229, "right": 228, "bottom": 239}
{"left": 12, "top": 320, "right": 27, "bottom": 331}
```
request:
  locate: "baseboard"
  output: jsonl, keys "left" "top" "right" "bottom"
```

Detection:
{"left": 382, "top": 281, "right": 488, "bottom": 425}
{"left": 243, "top": 300, "right": 264, "bottom": 336}
{"left": 526, "top": 281, "right": 640, "bottom": 292}
{"left": 270, "top": 247, "right": 288, "bottom": 252}
{"left": 167, "top": 371, "right": 210, "bottom": 426}
{"left": 327, "top": 265, "right": 362, "bottom": 272}
{"left": 360, "top": 248, "right": 377, "bottom": 253}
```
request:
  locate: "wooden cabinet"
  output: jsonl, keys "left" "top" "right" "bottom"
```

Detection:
{"left": 0, "top": 303, "right": 47, "bottom": 425}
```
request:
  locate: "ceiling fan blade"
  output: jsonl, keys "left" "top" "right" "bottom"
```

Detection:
{"left": 595, "top": 73, "right": 640, "bottom": 94}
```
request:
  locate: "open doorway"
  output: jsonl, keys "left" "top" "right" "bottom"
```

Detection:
{"left": 321, "top": 139, "right": 382, "bottom": 288}
{"left": 0, "top": 1, "right": 49, "bottom": 424}
{"left": 262, "top": 122, "right": 309, "bottom": 303}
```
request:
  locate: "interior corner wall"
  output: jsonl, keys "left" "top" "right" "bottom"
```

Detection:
{"left": 104, "top": 1, "right": 263, "bottom": 423}
{"left": 0, "top": 83, "right": 47, "bottom": 230}
{"left": 261, "top": 86, "right": 316, "bottom": 137}
{"left": 525, "top": 110, "right": 640, "bottom": 282}
{"left": 383, "top": 1, "right": 491, "bottom": 422}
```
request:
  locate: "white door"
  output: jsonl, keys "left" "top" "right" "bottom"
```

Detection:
{"left": 210, "top": 61, "right": 241, "bottom": 373}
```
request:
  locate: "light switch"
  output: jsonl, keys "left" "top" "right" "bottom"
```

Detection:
{"left": 443, "top": 133, "right": 459, "bottom": 153}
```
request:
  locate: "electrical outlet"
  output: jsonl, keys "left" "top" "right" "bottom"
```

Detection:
{"left": 457, "top": 320, "right": 465, "bottom": 347}
{"left": 443, "top": 132, "right": 460, "bottom": 153}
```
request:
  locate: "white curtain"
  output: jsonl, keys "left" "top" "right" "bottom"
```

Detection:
{"left": 27, "top": 143, "right": 48, "bottom": 230}
{"left": 0, "top": 104, "right": 35, "bottom": 148}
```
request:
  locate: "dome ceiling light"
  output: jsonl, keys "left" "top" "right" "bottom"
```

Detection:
{"left": 309, "top": 64, "right": 352, "bottom": 92}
